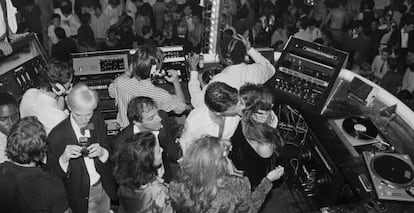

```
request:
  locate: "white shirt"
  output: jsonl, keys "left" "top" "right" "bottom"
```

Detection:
{"left": 90, "top": 12, "right": 110, "bottom": 39}
{"left": 401, "top": 28, "right": 409, "bottom": 48}
{"left": 0, "top": 131, "right": 7, "bottom": 163}
{"left": 103, "top": 4, "right": 122, "bottom": 26}
{"left": 179, "top": 105, "right": 241, "bottom": 155}
{"left": 371, "top": 55, "right": 388, "bottom": 79}
{"left": 54, "top": 8, "right": 81, "bottom": 36}
{"left": 189, "top": 48, "right": 276, "bottom": 108}
{"left": 20, "top": 88, "right": 68, "bottom": 135}
{"left": 0, "top": 0, "right": 17, "bottom": 38}
{"left": 402, "top": 68, "right": 414, "bottom": 93}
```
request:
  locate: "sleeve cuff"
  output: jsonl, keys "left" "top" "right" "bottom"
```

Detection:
{"left": 59, "top": 156, "right": 69, "bottom": 173}
{"left": 99, "top": 148, "right": 109, "bottom": 163}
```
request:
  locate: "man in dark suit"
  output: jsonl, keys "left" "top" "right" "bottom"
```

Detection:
{"left": 46, "top": 83, "right": 117, "bottom": 213}
{"left": 111, "top": 96, "right": 181, "bottom": 182}
{"left": 388, "top": 18, "right": 414, "bottom": 62}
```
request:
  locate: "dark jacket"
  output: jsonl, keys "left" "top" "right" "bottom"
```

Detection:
{"left": 46, "top": 111, "right": 118, "bottom": 213}
{"left": 110, "top": 110, "right": 181, "bottom": 182}
{"left": 388, "top": 28, "right": 414, "bottom": 53}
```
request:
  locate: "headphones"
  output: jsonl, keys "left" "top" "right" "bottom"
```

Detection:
{"left": 52, "top": 83, "right": 66, "bottom": 96}
{"left": 225, "top": 34, "right": 244, "bottom": 65}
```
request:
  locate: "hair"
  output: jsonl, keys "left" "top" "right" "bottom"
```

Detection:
{"left": 127, "top": 96, "right": 157, "bottom": 123}
{"left": 66, "top": 83, "right": 98, "bottom": 111}
{"left": 130, "top": 45, "right": 158, "bottom": 80}
{"left": 226, "top": 37, "right": 246, "bottom": 65}
{"left": 51, "top": 13, "right": 61, "bottom": 21}
{"left": 55, "top": 27, "right": 66, "bottom": 39}
{"left": 109, "top": 0, "right": 120, "bottom": 6}
{"left": 113, "top": 132, "right": 158, "bottom": 189}
{"left": 176, "top": 136, "right": 228, "bottom": 212}
{"left": 38, "top": 60, "right": 74, "bottom": 91}
{"left": 0, "top": 93, "right": 18, "bottom": 107}
{"left": 80, "top": 13, "right": 91, "bottom": 25}
{"left": 61, "top": 4, "right": 73, "bottom": 15}
{"left": 204, "top": 82, "right": 239, "bottom": 113}
{"left": 239, "top": 84, "right": 284, "bottom": 156}
{"left": 6, "top": 117, "right": 47, "bottom": 164}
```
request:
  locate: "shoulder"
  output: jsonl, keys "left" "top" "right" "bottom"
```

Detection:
{"left": 48, "top": 118, "right": 70, "bottom": 138}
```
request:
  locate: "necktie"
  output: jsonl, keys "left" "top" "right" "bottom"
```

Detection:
{"left": 380, "top": 61, "right": 385, "bottom": 76}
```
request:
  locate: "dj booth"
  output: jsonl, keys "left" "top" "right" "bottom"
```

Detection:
{"left": 1, "top": 35, "right": 414, "bottom": 212}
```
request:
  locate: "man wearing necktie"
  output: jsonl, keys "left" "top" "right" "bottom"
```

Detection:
{"left": 371, "top": 47, "right": 391, "bottom": 83}
{"left": 46, "top": 83, "right": 117, "bottom": 213}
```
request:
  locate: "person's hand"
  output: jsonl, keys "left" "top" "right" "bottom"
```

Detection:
{"left": 0, "top": 41, "right": 13, "bottom": 56}
{"left": 87, "top": 143, "right": 106, "bottom": 158}
{"left": 187, "top": 53, "right": 200, "bottom": 72}
{"left": 164, "top": 69, "right": 180, "bottom": 83}
{"left": 60, "top": 145, "right": 83, "bottom": 163}
{"left": 238, "top": 34, "right": 251, "bottom": 51}
{"left": 253, "top": 110, "right": 272, "bottom": 123}
{"left": 266, "top": 165, "right": 284, "bottom": 181}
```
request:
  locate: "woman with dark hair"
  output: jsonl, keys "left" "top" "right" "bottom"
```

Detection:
{"left": 229, "top": 83, "right": 284, "bottom": 189}
{"left": 170, "top": 136, "right": 284, "bottom": 212}
{"left": 0, "top": 117, "right": 69, "bottom": 213}
{"left": 113, "top": 131, "right": 173, "bottom": 213}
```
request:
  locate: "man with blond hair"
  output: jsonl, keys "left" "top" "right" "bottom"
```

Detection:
{"left": 47, "top": 83, "right": 117, "bottom": 213}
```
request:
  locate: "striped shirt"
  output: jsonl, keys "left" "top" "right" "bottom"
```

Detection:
{"left": 108, "top": 75, "right": 186, "bottom": 128}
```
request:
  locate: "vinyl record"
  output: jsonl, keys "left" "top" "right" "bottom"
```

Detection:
{"left": 372, "top": 155, "right": 414, "bottom": 187}
{"left": 342, "top": 116, "right": 378, "bottom": 140}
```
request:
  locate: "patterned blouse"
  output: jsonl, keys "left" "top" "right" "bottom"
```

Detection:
{"left": 169, "top": 175, "right": 272, "bottom": 213}
{"left": 118, "top": 177, "right": 174, "bottom": 213}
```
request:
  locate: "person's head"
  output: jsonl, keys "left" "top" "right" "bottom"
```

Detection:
{"left": 183, "top": 5, "right": 192, "bottom": 16}
{"left": 113, "top": 131, "right": 163, "bottom": 189}
{"left": 387, "top": 57, "right": 399, "bottom": 72}
{"left": 178, "top": 136, "right": 229, "bottom": 211}
{"left": 380, "top": 47, "right": 392, "bottom": 61}
{"left": 80, "top": 13, "right": 91, "bottom": 25}
{"left": 192, "top": 13, "right": 201, "bottom": 24}
{"left": 6, "top": 117, "right": 46, "bottom": 164}
{"left": 0, "top": 93, "right": 19, "bottom": 135}
{"left": 130, "top": 45, "right": 158, "bottom": 80}
{"left": 55, "top": 27, "right": 67, "bottom": 40}
{"left": 297, "top": 17, "right": 309, "bottom": 30}
{"left": 109, "top": 0, "right": 120, "bottom": 8}
{"left": 51, "top": 13, "right": 61, "bottom": 27}
{"left": 123, "top": 16, "right": 134, "bottom": 27}
{"left": 205, "top": 82, "right": 243, "bottom": 116}
{"left": 61, "top": 4, "right": 73, "bottom": 16}
{"left": 127, "top": 97, "right": 162, "bottom": 131}
{"left": 177, "top": 24, "right": 187, "bottom": 38}
{"left": 23, "top": 0, "right": 34, "bottom": 11}
{"left": 239, "top": 84, "right": 283, "bottom": 157}
{"left": 253, "top": 20, "right": 262, "bottom": 32}
{"left": 225, "top": 36, "right": 247, "bottom": 65}
{"left": 66, "top": 83, "right": 98, "bottom": 128}
{"left": 38, "top": 60, "right": 74, "bottom": 96}
{"left": 107, "top": 27, "right": 117, "bottom": 40}
{"left": 274, "top": 21, "right": 285, "bottom": 32}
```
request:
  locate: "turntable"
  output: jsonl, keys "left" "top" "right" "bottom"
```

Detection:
{"left": 363, "top": 152, "right": 414, "bottom": 202}
{"left": 329, "top": 116, "right": 388, "bottom": 156}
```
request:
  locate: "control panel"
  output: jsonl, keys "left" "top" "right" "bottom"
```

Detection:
{"left": 0, "top": 34, "right": 47, "bottom": 99}
{"left": 267, "top": 37, "right": 348, "bottom": 113}
{"left": 72, "top": 50, "right": 129, "bottom": 76}
{"left": 152, "top": 46, "right": 187, "bottom": 85}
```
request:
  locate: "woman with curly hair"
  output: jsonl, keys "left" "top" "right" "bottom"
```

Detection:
{"left": 229, "top": 83, "right": 284, "bottom": 189}
{"left": 169, "top": 136, "right": 284, "bottom": 213}
{"left": 113, "top": 131, "right": 173, "bottom": 213}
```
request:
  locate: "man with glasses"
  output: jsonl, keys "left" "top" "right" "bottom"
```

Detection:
{"left": 0, "top": 92, "right": 19, "bottom": 163}
{"left": 47, "top": 83, "right": 117, "bottom": 213}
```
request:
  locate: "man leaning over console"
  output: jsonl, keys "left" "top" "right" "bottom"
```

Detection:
{"left": 188, "top": 34, "right": 276, "bottom": 108}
